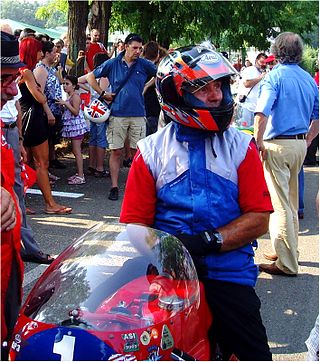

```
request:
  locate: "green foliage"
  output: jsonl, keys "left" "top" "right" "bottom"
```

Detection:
{"left": 35, "top": 0, "right": 68, "bottom": 28}
{"left": 0, "top": 0, "right": 46, "bottom": 27}
{"left": 110, "top": 1, "right": 319, "bottom": 51}
{"left": 300, "top": 45, "right": 319, "bottom": 75}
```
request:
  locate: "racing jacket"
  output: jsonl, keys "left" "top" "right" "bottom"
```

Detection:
{"left": 120, "top": 122, "right": 273, "bottom": 287}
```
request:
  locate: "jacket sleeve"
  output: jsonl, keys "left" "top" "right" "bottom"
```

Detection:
{"left": 120, "top": 148, "right": 157, "bottom": 225}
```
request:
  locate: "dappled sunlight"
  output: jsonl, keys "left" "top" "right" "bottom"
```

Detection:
{"left": 31, "top": 215, "right": 120, "bottom": 229}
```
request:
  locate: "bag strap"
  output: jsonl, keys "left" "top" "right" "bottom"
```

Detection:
{"left": 99, "top": 61, "right": 138, "bottom": 105}
{"left": 246, "top": 86, "right": 254, "bottom": 97}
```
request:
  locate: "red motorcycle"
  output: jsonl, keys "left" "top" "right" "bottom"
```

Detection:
{"left": 10, "top": 223, "right": 219, "bottom": 361}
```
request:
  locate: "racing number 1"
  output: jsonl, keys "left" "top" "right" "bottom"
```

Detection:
{"left": 53, "top": 334, "right": 76, "bottom": 361}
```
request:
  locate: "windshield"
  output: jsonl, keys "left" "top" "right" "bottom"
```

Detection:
{"left": 23, "top": 223, "right": 200, "bottom": 331}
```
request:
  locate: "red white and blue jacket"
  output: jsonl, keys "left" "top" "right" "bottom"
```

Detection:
{"left": 120, "top": 123, "right": 273, "bottom": 287}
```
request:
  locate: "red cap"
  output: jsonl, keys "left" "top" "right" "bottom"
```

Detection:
{"left": 265, "top": 54, "right": 276, "bottom": 63}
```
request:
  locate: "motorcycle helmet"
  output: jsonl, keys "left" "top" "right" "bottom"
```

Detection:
{"left": 156, "top": 45, "right": 237, "bottom": 132}
{"left": 84, "top": 99, "right": 111, "bottom": 123}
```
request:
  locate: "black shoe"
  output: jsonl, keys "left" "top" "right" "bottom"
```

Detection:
{"left": 22, "top": 251, "right": 55, "bottom": 264}
{"left": 123, "top": 158, "right": 132, "bottom": 168}
{"left": 108, "top": 187, "right": 119, "bottom": 201}
{"left": 49, "top": 159, "right": 66, "bottom": 169}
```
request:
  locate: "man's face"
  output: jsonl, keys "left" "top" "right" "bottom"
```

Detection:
{"left": 193, "top": 80, "right": 223, "bottom": 108}
{"left": 256, "top": 56, "right": 267, "bottom": 71}
{"left": 125, "top": 41, "right": 143, "bottom": 61}
{"left": 91, "top": 30, "right": 100, "bottom": 43}
{"left": 1, "top": 67, "right": 19, "bottom": 109}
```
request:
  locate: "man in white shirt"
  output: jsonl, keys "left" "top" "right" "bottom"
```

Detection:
{"left": 239, "top": 53, "right": 267, "bottom": 126}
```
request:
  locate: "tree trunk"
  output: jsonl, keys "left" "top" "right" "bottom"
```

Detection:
{"left": 88, "top": 1, "right": 112, "bottom": 48}
{"left": 67, "top": 0, "right": 89, "bottom": 67}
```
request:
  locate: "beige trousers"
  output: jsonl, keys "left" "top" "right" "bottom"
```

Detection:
{"left": 263, "top": 139, "right": 307, "bottom": 274}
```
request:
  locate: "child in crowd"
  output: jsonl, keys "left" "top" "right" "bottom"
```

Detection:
{"left": 79, "top": 52, "right": 111, "bottom": 177}
{"left": 56, "top": 75, "right": 89, "bottom": 185}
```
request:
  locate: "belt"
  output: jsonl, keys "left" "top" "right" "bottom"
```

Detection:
{"left": 3, "top": 121, "right": 17, "bottom": 129}
{"left": 270, "top": 134, "right": 306, "bottom": 140}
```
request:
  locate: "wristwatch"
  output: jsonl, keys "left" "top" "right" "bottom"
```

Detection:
{"left": 202, "top": 230, "right": 223, "bottom": 252}
{"left": 98, "top": 91, "right": 105, "bottom": 101}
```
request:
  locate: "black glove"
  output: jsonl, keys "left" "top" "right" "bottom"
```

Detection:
{"left": 176, "top": 230, "right": 223, "bottom": 256}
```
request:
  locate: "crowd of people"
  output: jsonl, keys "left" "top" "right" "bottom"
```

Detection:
{"left": 1, "top": 22, "right": 319, "bottom": 361}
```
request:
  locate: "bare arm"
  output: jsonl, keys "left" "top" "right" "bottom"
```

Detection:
{"left": 254, "top": 112, "right": 268, "bottom": 160}
{"left": 218, "top": 212, "right": 270, "bottom": 252}
{"left": 57, "top": 94, "right": 81, "bottom": 116}
{"left": 306, "top": 120, "right": 319, "bottom": 147}
{"left": 143, "top": 77, "right": 155, "bottom": 95}
{"left": 243, "top": 72, "right": 265, "bottom": 88}
{"left": 85, "top": 72, "right": 114, "bottom": 101}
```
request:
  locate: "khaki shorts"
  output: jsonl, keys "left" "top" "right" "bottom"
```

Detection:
{"left": 107, "top": 116, "right": 146, "bottom": 150}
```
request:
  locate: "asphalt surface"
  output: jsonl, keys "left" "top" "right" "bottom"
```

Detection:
{"left": 23, "top": 152, "right": 319, "bottom": 361}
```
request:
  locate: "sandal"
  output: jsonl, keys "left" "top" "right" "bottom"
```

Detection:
{"left": 48, "top": 171, "right": 61, "bottom": 181}
{"left": 68, "top": 175, "right": 86, "bottom": 185}
{"left": 94, "top": 169, "right": 110, "bottom": 178}
{"left": 44, "top": 206, "right": 73, "bottom": 215}
{"left": 68, "top": 173, "right": 79, "bottom": 181}
{"left": 26, "top": 207, "right": 36, "bottom": 215}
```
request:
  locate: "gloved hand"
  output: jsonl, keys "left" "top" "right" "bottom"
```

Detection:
{"left": 176, "top": 229, "right": 221, "bottom": 256}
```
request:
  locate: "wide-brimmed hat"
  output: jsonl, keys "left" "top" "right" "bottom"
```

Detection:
{"left": 1, "top": 31, "right": 25, "bottom": 68}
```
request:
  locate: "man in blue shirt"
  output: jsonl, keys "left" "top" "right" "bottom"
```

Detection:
{"left": 85, "top": 34, "right": 157, "bottom": 200}
{"left": 254, "top": 32, "right": 319, "bottom": 276}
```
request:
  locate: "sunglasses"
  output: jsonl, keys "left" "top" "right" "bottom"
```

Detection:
{"left": 1, "top": 72, "right": 20, "bottom": 87}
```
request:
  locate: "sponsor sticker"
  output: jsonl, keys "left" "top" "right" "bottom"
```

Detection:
{"left": 140, "top": 331, "right": 151, "bottom": 346}
{"left": 151, "top": 328, "right": 159, "bottom": 339}
{"left": 122, "top": 333, "right": 139, "bottom": 353}
{"left": 160, "top": 325, "right": 174, "bottom": 350}
{"left": 199, "top": 53, "right": 220, "bottom": 65}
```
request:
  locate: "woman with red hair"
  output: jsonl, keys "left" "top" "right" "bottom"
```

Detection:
{"left": 19, "top": 37, "right": 72, "bottom": 214}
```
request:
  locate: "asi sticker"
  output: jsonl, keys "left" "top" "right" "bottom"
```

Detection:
{"left": 122, "top": 333, "right": 139, "bottom": 353}
{"left": 160, "top": 325, "right": 174, "bottom": 350}
{"left": 199, "top": 53, "right": 220, "bottom": 65}
{"left": 140, "top": 331, "right": 151, "bottom": 346}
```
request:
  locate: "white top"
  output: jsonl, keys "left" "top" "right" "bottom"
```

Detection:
{"left": 0, "top": 87, "right": 22, "bottom": 122}
{"left": 240, "top": 65, "right": 262, "bottom": 112}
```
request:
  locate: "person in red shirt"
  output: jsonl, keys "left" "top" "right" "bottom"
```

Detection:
{"left": 232, "top": 55, "right": 242, "bottom": 72}
{"left": 85, "top": 29, "right": 112, "bottom": 72}
{"left": 0, "top": 30, "right": 25, "bottom": 360}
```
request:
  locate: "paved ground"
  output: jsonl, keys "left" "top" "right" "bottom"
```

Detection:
{"left": 23, "top": 152, "right": 319, "bottom": 361}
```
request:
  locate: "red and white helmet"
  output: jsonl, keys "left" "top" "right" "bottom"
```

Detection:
{"left": 156, "top": 45, "right": 237, "bottom": 132}
{"left": 84, "top": 99, "right": 111, "bottom": 124}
